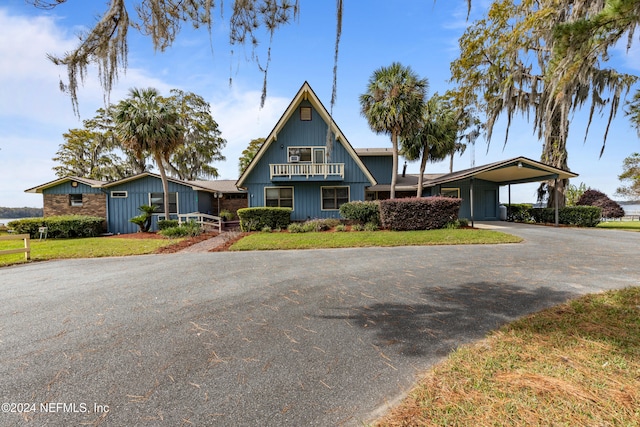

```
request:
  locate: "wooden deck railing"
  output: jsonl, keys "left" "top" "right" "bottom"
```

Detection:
{"left": 269, "top": 163, "right": 344, "bottom": 179}
{"left": 178, "top": 213, "right": 222, "bottom": 233}
{"left": 0, "top": 234, "right": 31, "bottom": 260}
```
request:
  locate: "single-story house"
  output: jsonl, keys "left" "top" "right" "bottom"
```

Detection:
{"left": 25, "top": 173, "right": 247, "bottom": 235}
{"left": 26, "top": 81, "right": 577, "bottom": 232}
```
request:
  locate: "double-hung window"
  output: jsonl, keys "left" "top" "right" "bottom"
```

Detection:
{"left": 265, "top": 187, "right": 293, "bottom": 208}
{"left": 321, "top": 186, "right": 349, "bottom": 210}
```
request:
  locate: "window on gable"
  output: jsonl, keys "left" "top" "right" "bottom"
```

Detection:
{"left": 300, "top": 106, "right": 312, "bottom": 121}
{"left": 150, "top": 192, "right": 178, "bottom": 214}
{"left": 265, "top": 187, "right": 293, "bottom": 208}
{"left": 69, "top": 194, "right": 83, "bottom": 207}
{"left": 322, "top": 186, "right": 349, "bottom": 210}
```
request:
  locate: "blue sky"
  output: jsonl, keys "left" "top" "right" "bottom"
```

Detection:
{"left": 1, "top": 1, "right": 639, "bottom": 208}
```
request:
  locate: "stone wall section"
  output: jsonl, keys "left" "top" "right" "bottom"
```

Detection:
{"left": 44, "top": 193, "right": 107, "bottom": 218}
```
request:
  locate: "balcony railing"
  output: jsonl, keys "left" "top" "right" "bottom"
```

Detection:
{"left": 270, "top": 163, "right": 345, "bottom": 179}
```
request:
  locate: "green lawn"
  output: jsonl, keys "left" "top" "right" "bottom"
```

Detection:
{"left": 230, "top": 228, "right": 522, "bottom": 251}
{"left": 0, "top": 235, "right": 180, "bottom": 267}
{"left": 597, "top": 220, "right": 640, "bottom": 231}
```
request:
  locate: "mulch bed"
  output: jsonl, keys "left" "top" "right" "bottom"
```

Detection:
{"left": 107, "top": 231, "right": 221, "bottom": 253}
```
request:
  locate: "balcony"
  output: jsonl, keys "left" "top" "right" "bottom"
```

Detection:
{"left": 270, "top": 163, "right": 345, "bottom": 180}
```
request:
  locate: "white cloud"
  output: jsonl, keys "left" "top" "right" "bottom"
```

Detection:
{"left": 209, "top": 85, "right": 290, "bottom": 179}
{"left": 0, "top": 7, "right": 191, "bottom": 207}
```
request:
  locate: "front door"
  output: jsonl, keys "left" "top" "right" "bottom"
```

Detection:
{"left": 484, "top": 189, "right": 497, "bottom": 219}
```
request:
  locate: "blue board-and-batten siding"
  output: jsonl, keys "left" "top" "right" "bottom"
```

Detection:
{"left": 242, "top": 100, "right": 372, "bottom": 220}
{"left": 360, "top": 156, "right": 392, "bottom": 185}
{"left": 42, "top": 182, "right": 103, "bottom": 195}
{"left": 432, "top": 178, "right": 500, "bottom": 221}
{"left": 107, "top": 176, "right": 199, "bottom": 234}
{"left": 248, "top": 182, "right": 365, "bottom": 221}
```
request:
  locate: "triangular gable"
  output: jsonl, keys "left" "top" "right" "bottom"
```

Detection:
{"left": 25, "top": 176, "right": 106, "bottom": 193}
{"left": 236, "top": 81, "right": 377, "bottom": 188}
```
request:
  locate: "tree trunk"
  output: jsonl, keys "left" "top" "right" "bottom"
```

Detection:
{"left": 155, "top": 153, "right": 171, "bottom": 220}
{"left": 449, "top": 152, "right": 454, "bottom": 173}
{"left": 390, "top": 132, "right": 399, "bottom": 199}
{"left": 416, "top": 148, "right": 428, "bottom": 197}
{"left": 541, "top": 114, "right": 569, "bottom": 208}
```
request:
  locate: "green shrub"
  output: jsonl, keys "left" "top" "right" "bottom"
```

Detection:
{"left": 8, "top": 215, "right": 105, "bottom": 238}
{"left": 506, "top": 204, "right": 534, "bottom": 222}
{"left": 219, "top": 209, "right": 235, "bottom": 221}
{"left": 339, "top": 201, "right": 380, "bottom": 225}
{"left": 335, "top": 224, "right": 347, "bottom": 232}
{"left": 130, "top": 204, "right": 156, "bottom": 232}
{"left": 458, "top": 218, "right": 469, "bottom": 227}
{"left": 287, "top": 223, "right": 304, "bottom": 233}
{"left": 284, "top": 218, "right": 342, "bottom": 233}
{"left": 159, "top": 220, "right": 202, "bottom": 238}
{"left": 261, "top": 226, "right": 272, "bottom": 233}
{"left": 530, "top": 206, "right": 602, "bottom": 227}
{"left": 364, "top": 222, "right": 379, "bottom": 231}
{"left": 380, "top": 197, "right": 461, "bottom": 231}
{"left": 351, "top": 223, "right": 364, "bottom": 231}
{"left": 237, "top": 207, "right": 292, "bottom": 231}
{"left": 302, "top": 219, "right": 332, "bottom": 232}
{"left": 158, "top": 219, "right": 179, "bottom": 230}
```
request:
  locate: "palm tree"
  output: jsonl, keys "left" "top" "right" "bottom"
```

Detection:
{"left": 401, "top": 94, "right": 457, "bottom": 197}
{"left": 360, "top": 62, "right": 427, "bottom": 198}
{"left": 114, "top": 88, "right": 184, "bottom": 220}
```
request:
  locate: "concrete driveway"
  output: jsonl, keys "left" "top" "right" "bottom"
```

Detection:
{"left": 1, "top": 223, "right": 638, "bottom": 426}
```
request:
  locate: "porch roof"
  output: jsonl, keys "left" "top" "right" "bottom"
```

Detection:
{"left": 424, "top": 157, "right": 578, "bottom": 187}
{"left": 365, "top": 157, "right": 578, "bottom": 193}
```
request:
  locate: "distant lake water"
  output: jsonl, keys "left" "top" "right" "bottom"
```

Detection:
{"left": 622, "top": 204, "right": 640, "bottom": 214}
{"left": 0, "top": 218, "right": 33, "bottom": 225}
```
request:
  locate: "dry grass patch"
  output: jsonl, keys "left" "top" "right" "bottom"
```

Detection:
{"left": 375, "top": 287, "right": 640, "bottom": 426}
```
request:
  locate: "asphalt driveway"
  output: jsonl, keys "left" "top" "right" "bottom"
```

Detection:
{"left": 1, "top": 222, "right": 638, "bottom": 426}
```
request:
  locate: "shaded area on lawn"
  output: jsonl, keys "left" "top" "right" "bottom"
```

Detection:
{"left": 319, "top": 282, "right": 576, "bottom": 357}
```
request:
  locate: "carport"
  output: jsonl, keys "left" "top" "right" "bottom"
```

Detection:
{"left": 424, "top": 157, "right": 578, "bottom": 226}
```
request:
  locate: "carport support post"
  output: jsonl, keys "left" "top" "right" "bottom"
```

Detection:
{"left": 508, "top": 184, "right": 512, "bottom": 221}
{"left": 554, "top": 177, "right": 559, "bottom": 226}
{"left": 470, "top": 178, "right": 475, "bottom": 228}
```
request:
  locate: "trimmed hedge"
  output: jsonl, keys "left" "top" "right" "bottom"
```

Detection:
{"left": 8, "top": 215, "right": 106, "bottom": 238}
{"left": 339, "top": 201, "right": 381, "bottom": 225}
{"left": 530, "top": 206, "right": 602, "bottom": 227}
{"left": 237, "top": 207, "right": 292, "bottom": 231}
{"left": 506, "top": 203, "right": 534, "bottom": 222}
{"left": 379, "top": 197, "right": 462, "bottom": 231}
